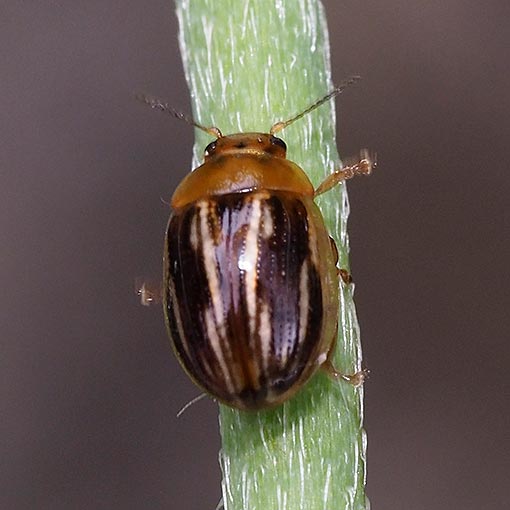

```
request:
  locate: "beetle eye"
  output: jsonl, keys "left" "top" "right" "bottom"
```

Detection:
{"left": 271, "top": 137, "right": 287, "bottom": 151}
{"left": 205, "top": 141, "right": 217, "bottom": 156}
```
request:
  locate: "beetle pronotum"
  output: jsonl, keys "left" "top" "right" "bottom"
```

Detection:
{"left": 139, "top": 78, "right": 375, "bottom": 410}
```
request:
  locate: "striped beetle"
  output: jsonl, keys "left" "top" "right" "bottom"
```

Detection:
{"left": 141, "top": 79, "right": 374, "bottom": 410}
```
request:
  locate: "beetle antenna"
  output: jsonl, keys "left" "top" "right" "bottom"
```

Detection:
{"left": 135, "top": 93, "right": 223, "bottom": 139}
{"left": 176, "top": 392, "right": 208, "bottom": 418}
{"left": 270, "top": 75, "right": 361, "bottom": 135}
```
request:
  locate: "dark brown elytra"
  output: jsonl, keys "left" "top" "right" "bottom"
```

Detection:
{"left": 165, "top": 191, "right": 330, "bottom": 409}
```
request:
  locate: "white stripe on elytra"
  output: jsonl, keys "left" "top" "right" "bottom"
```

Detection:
{"left": 204, "top": 307, "right": 234, "bottom": 393}
{"left": 259, "top": 300, "right": 272, "bottom": 371}
{"left": 199, "top": 201, "right": 226, "bottom": 333}
{"left": 298, "top": 261, "right": 310, "bottom": 348}
{"left": 259, "top": 202, "right": 274, "bottom": 373}
{"left": 261, "top": 202, "right": 274, "bottom": 239}
{"left": 239, "top": 196, "right": 262, "bottom": 337}
{"left": 189, "top": 211, "right": 199, "bottom": 250}
{"left": 198, "top": 201, "right": 233, "bottom": 389}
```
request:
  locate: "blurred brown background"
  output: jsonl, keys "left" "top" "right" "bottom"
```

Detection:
{"left": 1, "top": 1, "right": 509, "bottom": 509}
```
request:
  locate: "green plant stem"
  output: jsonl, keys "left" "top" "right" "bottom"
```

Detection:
{"left": 175, "top": 1, "right": 367, "bottom": 509}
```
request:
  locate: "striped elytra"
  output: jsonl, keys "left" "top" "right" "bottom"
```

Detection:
{"left": 164, "top": 133, "right": 341, "bottom": 410}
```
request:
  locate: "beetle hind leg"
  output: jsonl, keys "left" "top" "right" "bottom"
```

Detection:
{"left": 320, "top": 330, "right": 368, "bottom": 387}
{"left": 321, "top": 358, "right": 369, "bottom": 387}
{"left": 314, "top": 149, "right": 376, "bottom": 197}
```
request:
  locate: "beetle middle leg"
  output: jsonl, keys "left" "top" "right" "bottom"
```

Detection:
{"left": 135, "top": 277, "right": 163, "bottom": 306}
{"left": 329, "top": 235, "right": 353, "bottom": 284}
{"left": 314, "top": 149, "right": 376, "bottom": 197}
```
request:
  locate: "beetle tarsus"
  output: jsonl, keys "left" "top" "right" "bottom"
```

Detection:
{"left": 321, "top": 359, "right": 369, "bottom": 387}
{"left": 314, "top": 149, "right": 376, "bottom": 197}
{"left": 135, "top": 277, "right": 163, "bottom": 306}
{"left": 337, "top": 268, "right": 353, "bottom": 285}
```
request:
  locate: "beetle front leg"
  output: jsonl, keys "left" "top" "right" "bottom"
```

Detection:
{"left": 314, "top": 149, "right": 376, "bottom": 197}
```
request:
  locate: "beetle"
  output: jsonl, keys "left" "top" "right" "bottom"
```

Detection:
{"left": 139, "top": 79, "right": 375, "bottom": 410}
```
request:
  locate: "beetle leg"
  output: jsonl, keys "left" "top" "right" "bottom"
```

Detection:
{"left": 321, "top": 331, "right": 368, "bottom": 386}
{"left": 329, "top": 235, "right": 353, "bottom": 284}
{"left": 314, "top": 149, "right": 376, "bottom": 197}
{"left": 337, "top": 268, "right": 353, "bottom": 285}
{"left": 135, "top": 277, "right": 163, "bottom": 306}
{"left": 321, "top": 358, "right": 369, "bottom": 387}
{"left": 329, "top": 235, "right": 339, "bottom": 265}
